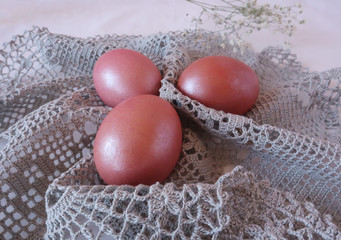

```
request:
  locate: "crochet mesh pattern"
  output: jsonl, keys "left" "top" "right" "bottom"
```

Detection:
{"left": 0, "top": 27, "right": 340, "bottom": 239}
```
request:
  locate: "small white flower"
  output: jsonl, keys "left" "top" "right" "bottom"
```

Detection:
{"left": 186, "top": 0, "right": 305, "bottom": 45}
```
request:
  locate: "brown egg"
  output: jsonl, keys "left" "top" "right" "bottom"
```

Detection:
{"left": 177, "top": 56, "right": 259, "bottom": 115}
{"left": 93, "top": 49, "right": 162, "bottom": 107}
{"left": 94, "top": 95, "right": 182, "bottom": 186}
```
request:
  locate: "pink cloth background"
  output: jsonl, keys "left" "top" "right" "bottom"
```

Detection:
{"left": 0, "top": 0, "right": 340, "bottom": 71}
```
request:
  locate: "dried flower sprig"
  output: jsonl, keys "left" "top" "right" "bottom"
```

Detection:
{"left": 187, "top": 0, "right": 305, "bottom": 41}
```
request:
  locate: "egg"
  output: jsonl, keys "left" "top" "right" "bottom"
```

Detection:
{"left": 93, "top": 49, "right": 162, "bottom": 107}
{"left": 93, "top": 94, "right": 182, "bottom": 186}
{"left": 177, "top": 56, "right": 259, "bottom": 115}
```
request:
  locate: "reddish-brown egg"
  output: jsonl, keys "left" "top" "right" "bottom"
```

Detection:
{"left": 94, "top": 94, "right": 182, "bottom": 186}
{"left": 93, "top": 49, "right": 162, "bottom": 107}
{"left": 177, "top": 56, "right": 259, "bottom": 115}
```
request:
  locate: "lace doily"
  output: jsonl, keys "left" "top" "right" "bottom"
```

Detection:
{"left": 0, "top": 27, "right": 340, "bottom": 239}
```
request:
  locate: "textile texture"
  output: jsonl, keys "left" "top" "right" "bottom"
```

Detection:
{"left": 0, "top": 27, "right": 340, "bottom": 239}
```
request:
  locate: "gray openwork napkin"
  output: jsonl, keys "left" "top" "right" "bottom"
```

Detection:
{"left": 0, "top": 27, "right": 340, "bottom": 239}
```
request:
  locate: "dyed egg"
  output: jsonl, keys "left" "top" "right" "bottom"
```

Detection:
{"left": 94, "top": 94, "right": 182, "bottom": 185}
{"left": 93, "top": 49, "right": 162, "bottom": 107}
{"left": 177, "top": 56, "right": 259, "bottom": 115}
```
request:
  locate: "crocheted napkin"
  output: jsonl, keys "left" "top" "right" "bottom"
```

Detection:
{"left": 0, "top": 27, "right": 340, "bottom": 239}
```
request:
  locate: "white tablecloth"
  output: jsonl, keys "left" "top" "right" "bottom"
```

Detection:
{"left": 0, "top": 0, "right": 340, "bottom": 72}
